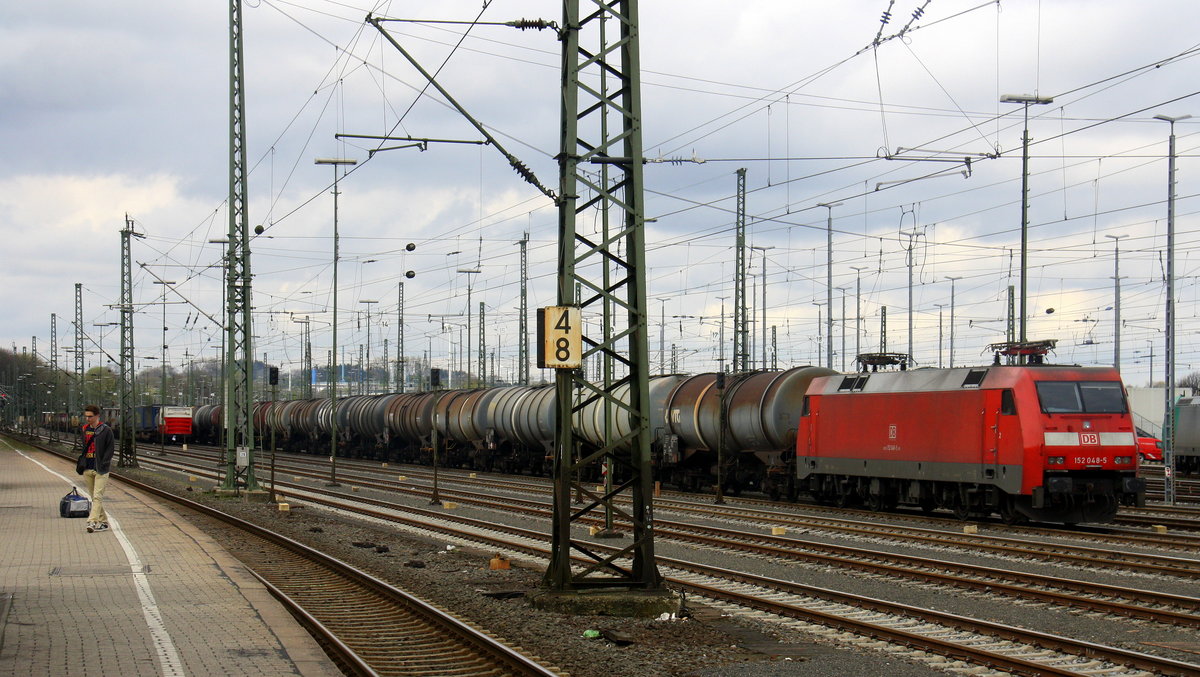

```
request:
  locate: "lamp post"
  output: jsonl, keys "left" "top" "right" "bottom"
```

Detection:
{"left": 292, "top": 317, "right": 314, "bottom": 398}
{"left": 933, "top": 303, "right": 947, "bottom": 368}
{"left": 1000, "top": 94, "right": 1054, "bottom": 358}
{"left": 812, "top": 301, "right": 825, "bottom": 364}
{"left": 457, "top": 269, "right": 480, "bottom": 386}
{"left": 1104, "top": 234, "right": 1128, "bottom": 371}
{"left": 656, "top": 297, "right": 670, "bottom": 373}
{"left": 92, "top": 322, "right": 119, "bottom": 400}
{"left": 315, "top": 156, "right": 356, "bottom": 487}
{"left": 837, "top": 287, "right": 848, "bottom": 371}
{"left": 1154, "top": 112, "right": 1190, "bottom": 504}
{"left": 899, "top": 229, "right": 920, "bottom": 361}
{"left": 152, "top": 280, "right": 175, "bottom": 456}
{"left": 749, "top": 245, "right": 774, "bottom": 370}
{"left": 850, "top": 266, "right": 867, "bottom": 367}
{"left": 360, "top": 300, "right": 378, "bottom": 394}
{"left": 715, "top": 296, "right": 729, "bottom": 372}
{"left": 817, "top": 202, "right": 843, "bottom": 369}
{"left": 945, "top": 276, "right": 961, "bottom": 368}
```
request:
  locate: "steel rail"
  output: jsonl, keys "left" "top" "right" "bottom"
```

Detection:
{"left": 137, "top": 447, "right": 1200, "bottom": 626}
{"left": 21, "top": 435, "right": 561, "bottom": 677}
{"left": 32, "top": 435, "right": 1200, "bottom": 677}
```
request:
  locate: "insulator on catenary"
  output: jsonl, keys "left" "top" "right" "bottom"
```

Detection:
{"left": 507, "top": 18, "right": 556, "bottom": 31}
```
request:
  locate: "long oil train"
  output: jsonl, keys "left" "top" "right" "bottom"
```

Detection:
{"left": 189, "top": 351, "right": 1147, "bottom": 524}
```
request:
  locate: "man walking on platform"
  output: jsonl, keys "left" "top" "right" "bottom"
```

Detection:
{"left": 80, "top": 404, "right": 114, "bottom": 533}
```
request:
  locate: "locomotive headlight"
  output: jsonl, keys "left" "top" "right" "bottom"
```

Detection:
{"left": 1048, "top": 456, "right": 1065, "bottom": 465}
{"left": 1115, "top": 456, "right": 1133, "bottom": 465}
{"left": 1082, "top": 421, "right": 1092, "bottom": 430}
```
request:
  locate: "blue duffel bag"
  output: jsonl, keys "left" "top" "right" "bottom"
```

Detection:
{"left": 59, "top": 487, "right": 91, "bottom": 518}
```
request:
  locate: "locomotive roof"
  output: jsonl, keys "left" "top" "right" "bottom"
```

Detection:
{"left": 812, "top": 364, "right": 1122, "bottom": 395}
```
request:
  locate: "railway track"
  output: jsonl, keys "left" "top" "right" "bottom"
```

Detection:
{"left": 136, "top": 454, "right": 1200, "bottom": 676}
{"left": 1140, "top": 466, "right": 1200, "bottom": 503}
{"left": 195, "top": 444, "right": 1200, "bottom": 555}
{"left": 155, "top": 444, "right": 1200, "bottom": 577}
{"left": 22, "top": 437, "right": 560, "bottom": 677}
{"left": 30, "top": 435, "right": 1200, "bottom": 674}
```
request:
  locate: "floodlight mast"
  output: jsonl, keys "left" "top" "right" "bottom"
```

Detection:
{"left": 1153, "top": 113, "right": 1190, "bottom": 504}
{"left": 315, "top": 157, "right": 357, "bottom": 486}
{"left": 817, "top": 202, "right": 843, "bottom": 369}
{"left": 1000, "top": 93, "right": 1053, "bottom": 362}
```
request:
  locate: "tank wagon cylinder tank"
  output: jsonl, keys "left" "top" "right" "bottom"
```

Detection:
{"left": 252, "top": 401, "right": 271, "bottom": 433}
{"left": 489, "top": 386, "right": 539, "bottom": 446}
{"left": 394, "top": 391, "right": 446, "bottom": 444}
{"left": 313, "top": 399, "right": 334, "bottom": 436}
{"left": 290, "top": 399, "right": 323, "bottom": 437}
{"left": 362, "top": 394, "right": 400, "bottom": 441}
{"left": 383, "top": 392, "right": 432, "bottom": 445}
{"left": 435, "top": 389, "right": 480, "bottom": 443}
{"left": 192, "top": 404, "right": 218, "bottom": 440}
{"left": 667, "top": 366, "right": 836, "bottom": 452}
{"left": 271, "top": 399, "right": 306, "bottom": 436}
{"left": 575, "top": 375, "right": 688, "bottom": 449}
{"left": 470, "top": 386, "right": 526, "bottom": 447}
{"left": 332, "top": 396, "right": 362, "bottom": 438}
{"left": 509, "top": 385, "right": 557, "bottom": 450}
{"left": 263, "top": 401, "right": 284, "bottom": 435}
{"left": 205, "top": 405, "right": 224, "bottom": 442}
{"left": 346, "top": 394, "right": 389, "bottom": 441}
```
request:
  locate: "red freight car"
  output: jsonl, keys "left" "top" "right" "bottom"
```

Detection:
{"left": 796, "top": 362, "right": 1145, "bottom": 524}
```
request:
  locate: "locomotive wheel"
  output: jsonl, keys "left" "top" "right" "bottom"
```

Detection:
{"left": 951, "top": 499, "right": 971, "bottom": 521}
{"left": 865, "top": 493, "right": 884, "bottom": 512}
{"left": 918, "top": 498, "right": 937, "bottom": 514}
{"left": 998, "top": 498, "right": 1026, "bottom": 525}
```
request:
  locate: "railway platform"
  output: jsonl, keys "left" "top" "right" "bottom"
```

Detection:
{"left": 0, "top": 436, "right": 341, "bottom": 677}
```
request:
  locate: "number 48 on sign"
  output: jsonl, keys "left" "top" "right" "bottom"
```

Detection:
{"left": 537, "top": 306, "right": 582, "bottom": 369}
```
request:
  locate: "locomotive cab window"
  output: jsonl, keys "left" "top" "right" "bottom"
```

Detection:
{"left": 1036, "top": 381, "right": 1127, "bottom": 414}
{"left": 1001, "top": 389, "right": 1016, "bottom": 415}
{"left": 1079, "top": 381, "right": 1127, "bottom": 413}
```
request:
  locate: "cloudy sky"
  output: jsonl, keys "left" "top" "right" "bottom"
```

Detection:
{"left": 3, "top": 0, "right": 1198, "bottom": 394}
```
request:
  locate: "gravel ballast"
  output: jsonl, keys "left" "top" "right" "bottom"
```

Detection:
{"left": 120, "top": 465, "right": 953, "bottom": 677}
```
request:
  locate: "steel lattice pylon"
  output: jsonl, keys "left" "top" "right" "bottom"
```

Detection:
{"left": 733, "top": 168, "right": 748, "bottom": 372}
{"left": 519, "top": 233, "right": 529, "bottom": 385}
{"left": 222, "top": 0, "right": 258, "bottom": 490}
{"left": 545, "top": 0, "right": 661, "bottom": 591}
{"left": 118, "top": 217, "right": 137, "bottom": 467}
{"left": 73, "top": 284, "right": 83, "bottom": 417}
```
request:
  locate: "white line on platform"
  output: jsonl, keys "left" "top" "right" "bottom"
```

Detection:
{"left": 7, "top": 441, "right": 187, "bottom": 677}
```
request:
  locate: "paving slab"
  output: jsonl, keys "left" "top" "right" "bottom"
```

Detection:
{"left": 0, "top": 437, "right": 341, "bottom": 677}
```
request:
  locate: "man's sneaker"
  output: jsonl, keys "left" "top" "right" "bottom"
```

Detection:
{"left": 94, "top": 522, "right": 109, "bottom": 532}
{"left": 86, "top": 522, "right": 96, "bottom": 533}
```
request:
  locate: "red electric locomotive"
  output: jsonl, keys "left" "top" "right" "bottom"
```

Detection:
{"left": 796, "top": 344, "right": 1146, "bottom": 524}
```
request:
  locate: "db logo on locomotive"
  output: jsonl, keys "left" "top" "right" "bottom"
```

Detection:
{"left": 1079, "top": 432, "right": 1100, "bottom": 445}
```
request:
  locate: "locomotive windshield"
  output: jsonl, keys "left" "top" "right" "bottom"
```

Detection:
{"left": 1035, "top": 381, "right": 1126, "bottom": 414}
